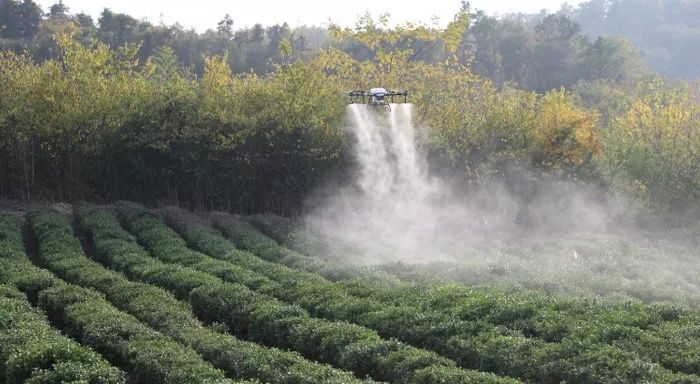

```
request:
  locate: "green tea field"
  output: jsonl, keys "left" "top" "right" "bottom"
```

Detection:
{"left": 1, "top": 202, "right": 698, "bottom": 384}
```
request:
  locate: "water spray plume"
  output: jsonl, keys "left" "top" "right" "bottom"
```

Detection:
{"left": 307, "top": 103, "right": 467, "bottom": 262}
{"left": 300, "top": 103, "right": 699, "bottom": 306}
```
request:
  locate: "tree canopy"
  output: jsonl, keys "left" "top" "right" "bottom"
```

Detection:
{"left": 0, "top": 2, "right": 697, "bottom": 216}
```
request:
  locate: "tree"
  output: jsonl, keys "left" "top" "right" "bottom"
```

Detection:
{"left": 217, "top": 14, "right": 233, "bottom": 39}
{"left": 49, "top": 0, "right": 69, "bottom": 20}
{"left": 569, "top": 0, "right": 700, "bottom": 78}
{"left": 499, "top": 18, "right": 534, "bottom": 88}
{"left": 75, "top": 13, "right": 95, "bottom": 29}
{"left": 150, "top": 45, "right": 179, "bottom": 82}
{"left": 266, "top": 23, "right": 291, "bottom": 63}
{"left": 603, "top": 80, "right": 700, "bottom": 209}
{"left": 578, "top": 36, "right": 644, "bottom": 83}
{"left": 0, "top": 0, "right": 42, "bottom": 39}
{"left": 97, "top": 8, "right": 145, "bottom": 47}
{"left": 532, "top": 14, "right": 581, "bottom": 91}
{"left": 467, "top": 12, "right": 503, "bottom": 83}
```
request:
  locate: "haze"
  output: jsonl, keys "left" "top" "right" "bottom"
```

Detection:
{"left": 34, "top": 0, "right": 585, "bottom": 30}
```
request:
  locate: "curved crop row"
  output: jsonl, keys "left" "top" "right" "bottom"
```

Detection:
{"left": 243, "top": 214, "right": 344, "bottom": 265}
{"left": 165, "top": 212, "right": 490, "bottom": 349}
{"left": 195, "top": 210, "right": 700, "bottom": 383}
{"left": 243, "top": 213, "right": 392, "bottom": 282}
{"left": 243, "top": 213, "right": 700, "bottom": 350}
{"left": 0, "top": 214, "right": 124, "bottom": 384}
{"left": 0, "top": 286, "right": 125, "bottom": 384}
{"left": 61, "top": 205, "right": 367, "bottom": 384}
{"left": 0, "top": 215, "right": 240, "bottom": 384}
{"left": 218, "top": 213, "right": 396, "bottom": 283}
{"left": 105, "top": 202, "right": 517, "bottom": 384}
{"left": 245, "top": 213, "right": 700, "bottom": 351}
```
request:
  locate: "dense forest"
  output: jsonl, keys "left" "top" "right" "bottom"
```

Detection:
{"left": 0, "top": 0, "right": 698, "bottom": 217}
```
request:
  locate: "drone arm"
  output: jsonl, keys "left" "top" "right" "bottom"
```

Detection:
{"left": 386, "top": 91, "right": 409, "bottom": 102}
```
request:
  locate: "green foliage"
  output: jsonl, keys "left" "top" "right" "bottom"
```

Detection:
{"left": 0, "top": 214, "right": 25, "bottom": 261}
{"left": 0, "top": 28, "right": 344, "bottom": 212}
{"left": 2, "top": 212, "right": 232, "bottom": 384}
{"left": 25, "top": 210, "right": 238, "bottom": 384}
{"left": 114, "top": 202, "right": 511, "bottom": 383}
{"left": 0, "top": 291, "right": 125, "bottom": 384}
{"left": 289, "top": 318, "right": 381, "bottom": 363}
{"left": 568, "top": 0, "right": 700, "bottom": 79}
{"left": 192, "top": 208, "right": 700, "bottom": 383}
{"left": 72, "top": 204, "right": 367, "bottom": 384}
{"left": 465, "top": 11, "right": 646, "bottom": 92}
{"left": 0, "top": 0, "right": 42, "bottom": 39}
{"left": 4, "top": 204, "right": 700, "bottom": 383}
{"left": 599, "top": 79, "right": 700, "bottom": 210}
{"left": 0, "top": 7, "right": 698, "bottom": 212}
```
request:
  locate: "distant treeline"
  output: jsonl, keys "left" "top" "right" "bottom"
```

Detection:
{"left": 0, "top": 2, "right": 698, "bottom": 216}
{"left": 0, "top": 0, "right": 660, "bottom": 90}
{"left": 564, "top": 0, "right": 700, "bottom": 79}
{"left": 3, "top": 1, "right": 699, "bottom": 83}
{"left": 0, "top": 0, "right": 328, "bottom": 74}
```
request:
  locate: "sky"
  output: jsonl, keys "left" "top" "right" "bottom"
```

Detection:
{"left": 34, "top": 0, "right": 585, "bottom": 31}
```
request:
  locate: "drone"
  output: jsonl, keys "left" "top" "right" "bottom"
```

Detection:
{"left": 347, "top": 88, "right": 409, "bottom": 111}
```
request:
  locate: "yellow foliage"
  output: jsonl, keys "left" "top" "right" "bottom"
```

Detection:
{"left": 534, "top": 90, "right": 601, "bottom": 166}
{"left": 617, "top": 89, "right": 700, "bottom": 166}
{"left": 201, "top": 55, "right": 237, "bottom": 124}
{"left": 592, "top": 79, "right": 700, "bottom": 207}
{"left": 441, "top": 10, "right": 470, "bottom": 54}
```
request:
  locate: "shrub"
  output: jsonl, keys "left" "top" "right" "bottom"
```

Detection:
{"left": 339, "top": 339, "right": 406, "bottom": 379}
{"left": 375, "top": 347, "right": 455, "bottom": 384}
{"left": 289, "top": 318, "right": 381, "bottom": 364}
{"left": 0, "top": 294, "right": 125, "bottom": 384}
{"left": 73, "top": 204, "right": 368, "bottom": 384}
{"left": 412, "top": 365, "right": 520, "bottom": 384}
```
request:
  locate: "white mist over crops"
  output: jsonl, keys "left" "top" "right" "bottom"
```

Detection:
{"left": 307, "top": 103, "right": 519, "bottom": 263}
{"left": 307, "top": 104, "right": 447, "bottom": 262}
{"left": 301, "top": 103, "right": 700, "bottom": 305}
{"left": 306, "top": 103, "right": 611, "bottom": 262}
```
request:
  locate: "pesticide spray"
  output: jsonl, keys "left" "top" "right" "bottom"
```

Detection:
{"left": 306, "top": 103, "right": 478, "bottom": 262}
{"left": 300, "top": 102, "right": 700, "bottom": 305}
{"left": 305, "top": 102, "right": 615, "bottom": 263}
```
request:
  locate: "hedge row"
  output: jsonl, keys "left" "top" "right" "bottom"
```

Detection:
{"left": 242, "top": 213, "right": 399, "bottom": 283}
{"left": 345, "top": 280, "right": 700, "bottom": 379}
{"left": 0, "top": 214, "right": 125, "bottom": 384}
{"left": 0, "top": 284, "right": 126, "bottom": 384}
{"left": 213, "top": 213, "right": 397, "bottom": 283}
{"left": 166, "top": 211, "right": 479, "bottom": 347}
{"left": 242, "top": 214, "right": 435, "bottom": 309}
{"left": 107, "top": 202, "right": 517, "bottom": 384}
{"left": 0, "top": 215, "right": 27, "bottom": 261}
{"left": 0, "top": 215, "right": 238, "bottom": 384}
{"left": 69, "top": 204, "right": 369, "bottom": 384}
{"left": 37, "top": 283, "right": 242, "bottom": 384}
{"left": 243, "top": 213, "right": 348, "bottom": 263}
{"left": 243, "top": 213, "right": 700, "bottom": 349}
{"left": 189, "top": 210, "right": 700, "bottom": 383}
{"left": 20, "top": 210, "right": 245, "bottom": 384}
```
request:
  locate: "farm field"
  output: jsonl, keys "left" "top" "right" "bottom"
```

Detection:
{"left": 2, "top": 0, "right": 700, "bottom": 383}
{"left": 1, "top": 202, "right": 699, "bottom": 384}
{"left": 245, "top": 213, "right": 700, "bottom": 307}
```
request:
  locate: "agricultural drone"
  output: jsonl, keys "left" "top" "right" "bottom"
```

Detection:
{"left": 347, "top": 88, "right": 409, "bottom": 111}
